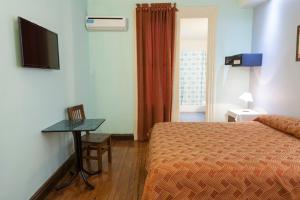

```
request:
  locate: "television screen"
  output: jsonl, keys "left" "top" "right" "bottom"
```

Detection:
{"left": 18, "top": 17, "right": 60, "bottom": 69}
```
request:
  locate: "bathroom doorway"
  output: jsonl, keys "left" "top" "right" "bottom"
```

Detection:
{"left": 179, "top": 18, "right": 208, "bottom": 122}
{"left": 172, "top": 7, "right": 216, "bottom": 122}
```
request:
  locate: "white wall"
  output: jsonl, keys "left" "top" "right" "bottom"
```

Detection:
{"left": 0, "top": 0, "right": 91, "bottom": 199}
{"left": 181, "top": 39, "right": 208, "bottom": 51}
{"left": 250, "top": 0, "right": 300, "bottom": 117}
{"left": 180, "top": 18, "right": 208, "bottom": 51}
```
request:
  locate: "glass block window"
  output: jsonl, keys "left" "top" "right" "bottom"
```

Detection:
{"left": 179, "top": 51, "right": 206, "bottom": 106}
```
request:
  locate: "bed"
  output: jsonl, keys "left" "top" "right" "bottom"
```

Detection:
{"left": 142, "top": 115, "right": 300, "bottom": 200}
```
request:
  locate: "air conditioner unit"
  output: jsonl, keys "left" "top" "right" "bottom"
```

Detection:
{"left": 86, "top": 16, "right": 128, "bottom": 31}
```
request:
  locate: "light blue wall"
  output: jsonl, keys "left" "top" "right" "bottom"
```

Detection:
{"left": 0, "top": 0, "right": 91, "bottom": 199}
{"left": 87, "top": 0, "right": 253, "bottom": 133}
{"left": 250, "top": 0, "right": 300, "bottom": 116}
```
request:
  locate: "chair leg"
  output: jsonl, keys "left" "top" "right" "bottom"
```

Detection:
{"left": 85, "top": 145, "right": 92, "bottom": 170}
{"left": 87, "top": 145, "right": 91, "bottom": 157}
{"left": 97, "top": 145, "right": 102, "bottom": 173}
{"left": 107, "top": 137, "right": 112, "bottom": 163}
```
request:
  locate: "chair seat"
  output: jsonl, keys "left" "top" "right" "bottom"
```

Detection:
{"left": 81, "top": 133, "right": 111, "bottom": 144}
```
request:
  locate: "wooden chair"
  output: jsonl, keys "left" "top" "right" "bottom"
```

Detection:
{"left": 67, "top": 104, "right": 112, "bottom": 173}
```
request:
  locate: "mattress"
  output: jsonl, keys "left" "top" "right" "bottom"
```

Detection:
{"left": 142, "top": 118, "right": 300, "bottom": 200}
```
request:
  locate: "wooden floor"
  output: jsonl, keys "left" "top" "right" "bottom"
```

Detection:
{"left": 46, "top": 140, "right": 148, "bottom": 200}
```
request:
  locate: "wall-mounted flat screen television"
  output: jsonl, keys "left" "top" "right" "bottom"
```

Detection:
{"left": 18, "top": 17, "right": 60, "bottom": 69}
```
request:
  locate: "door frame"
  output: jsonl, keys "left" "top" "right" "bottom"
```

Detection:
{"left": 172, "top": 6, "right": 217, "bottom": 122}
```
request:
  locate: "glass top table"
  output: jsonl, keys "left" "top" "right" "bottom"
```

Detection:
{"left": 42, "top": 118, "right": 106, "bottom": 190}
{"left": 42, "top": 119, "right": 105, "bottom": 133}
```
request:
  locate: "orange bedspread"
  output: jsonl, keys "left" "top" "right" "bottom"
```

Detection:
{"left": 142, "top": 121, "right": 300, "bottom": 200}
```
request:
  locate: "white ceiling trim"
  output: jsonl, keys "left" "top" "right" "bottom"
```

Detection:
{"left": 239, "top": 0, "right": 269, "bottom": 8}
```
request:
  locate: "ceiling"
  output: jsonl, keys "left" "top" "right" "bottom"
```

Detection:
{"left": 239, "top": 0, "right": 269, "bottom": 8}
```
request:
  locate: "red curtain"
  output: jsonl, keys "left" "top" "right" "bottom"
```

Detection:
{"left": 136, "top": 3, "right": 177, "bottom": 141}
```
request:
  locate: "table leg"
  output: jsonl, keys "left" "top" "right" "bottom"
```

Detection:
{"left": 80, "top": 171, "right": 94, "bottom": 190}
{"left": 73, "top": 131, "right": 95, "bottom": 190}
{"left": 73, "top": 131, "right": 83, "bottom": 171}
{"left": 55, "top": 131, "right": 95, "bottom": 190}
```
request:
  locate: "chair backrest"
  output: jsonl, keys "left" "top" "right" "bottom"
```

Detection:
{"left": 67, "top": 104, "right": 86, "bottom": 121}
{"left": 67, "top": 104, "right": 89, "bottom": 134}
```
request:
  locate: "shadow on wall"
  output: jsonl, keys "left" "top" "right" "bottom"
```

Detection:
{"left": 13, "top": 18, "right": 22, "bottom": 67}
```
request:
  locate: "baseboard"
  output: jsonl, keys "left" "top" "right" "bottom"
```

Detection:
{"left": 111, "top": 134, "right": 134, "bottom": 140}
{"left": 30, "top": 153, "right": 75, "bottom": 200}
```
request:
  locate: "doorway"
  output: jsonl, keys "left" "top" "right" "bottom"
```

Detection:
{"left": 172, "top": 7, "right": 217, "bottom": 122}
{"left": 179, "top": 18, "right": 208, "bottom": 122}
